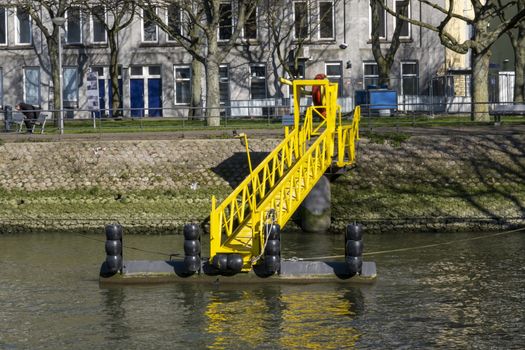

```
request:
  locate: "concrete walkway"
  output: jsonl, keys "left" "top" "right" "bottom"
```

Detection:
{"left": 1, "top": 124, "right": 524, "bottom": 143}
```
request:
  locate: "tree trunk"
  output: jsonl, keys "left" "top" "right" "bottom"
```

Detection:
{"left": 190, "top": 59, "right": 203, "bottom": 119}
{"left": 378, "top": 63, "right": 390, "bottom": 87}
{"left": 206, "top": 38, "right": 221, "bottom": 126}
{"left": 471, "top": 51, "right": 491, "bottom": 121}
{"left": 49, "top": 38, "right": 61, "bottom": 125}
{"left": 108, "top": 32, "right": 121, "bottom": 117}
{"left": 514, "top": 35, "right": 525, "bottom": 103}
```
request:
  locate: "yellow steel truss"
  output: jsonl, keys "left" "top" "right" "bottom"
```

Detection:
{"left": 209, "top": 79, "right": 361, "bottom": 271}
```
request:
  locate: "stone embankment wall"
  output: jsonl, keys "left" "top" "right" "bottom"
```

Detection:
{"left": 0, "top": 131, "right": 523, "bottom": 233}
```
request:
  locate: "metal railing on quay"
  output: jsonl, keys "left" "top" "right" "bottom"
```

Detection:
{"left": 1, "top": 100, "right": 524, "bottom": 136}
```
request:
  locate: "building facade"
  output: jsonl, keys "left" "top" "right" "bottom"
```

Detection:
{"left": 0, "top": 1, "right": 452, "bottom": 118}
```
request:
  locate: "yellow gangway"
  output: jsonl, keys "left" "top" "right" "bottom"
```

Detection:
{"left": 209, "top": 78, "right": 361, "bottom": 272}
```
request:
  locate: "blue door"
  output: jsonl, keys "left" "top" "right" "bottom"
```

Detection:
{"left": 108, "top": 79, "right": 123, "bottom": 117}
{"left": 148, "top": 78, "right": 162, "bottom": 117}
{"left": 97, "top": 79, "right": 105, "bottom": 118}
{"left": 130, "top": 79, "right": 144, "bottom": 117}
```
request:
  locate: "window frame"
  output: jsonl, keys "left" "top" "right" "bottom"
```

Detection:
{"left": 318, "top": 1, "right": 334, "bottom": 40}
{"left": 243, "top": 6, "right": 257, "bottom": 40}
{"left": 166, "top": 4, "right": 184, "bottom": 42}
{"left": 0, "top": 67, "right": 3, "bottom": 108}
{"left": 0, "top": 7, "right": 7, "bottom": 46}
{"left": 293, "top": 1, "right": 309, "bottom": 40}
{"left": 400, "top": 61, "right": 418, "bottom": 95}
{"left": 363, "top": 62, "right": 379, "bottom": 88}
{"left": 66, "top": 7, "right": 83, "bottom": 44}
{"left": 15, "top": 7, "right": 32, "bottom": 45}
{"left": 250, "top": 63, "right": 267, "bottom": 100}
{"left": 174, "top": 65, "right": 191, "bottom": 105}
{"left": 63, "top": 66, "right": 79, "bottom": 103}
{"left": 369, "top": 1, "right": 386, "bottom": 39}
{"left": 142, "top": 8, "right": 159, "bottom": 43}
{"left": 394, "top": 0, "right": 411, "bottom": 39}
{"left": 325, "top": 61, "right": 343, "bottom": 95}
{"left": 24, "top": 67, "right": 40, "bottom": 106}
{"left": 91, "top": 5, "right": 107, "bottom": 44}
{"left": 218, "top": 1, "right": 233, "bottom": 41}
{"left": 219, "top": 64, "right": 230, "bottom": 104}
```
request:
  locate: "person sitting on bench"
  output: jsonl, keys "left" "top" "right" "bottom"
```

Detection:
{"left": 15, "top": 102, "right": 39, "bottom": 133}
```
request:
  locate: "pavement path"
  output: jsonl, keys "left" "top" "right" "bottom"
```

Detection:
{"left": 1, "top": 124, "right": 524, "bottom": 143}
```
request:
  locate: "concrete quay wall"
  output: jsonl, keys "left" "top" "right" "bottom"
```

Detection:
{"left": 0, "top": 131, "right": 523, "bottom": 234}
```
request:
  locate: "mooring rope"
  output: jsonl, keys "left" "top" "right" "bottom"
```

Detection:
{"left": 283, "top": 226, "right": 525, "bottom": 262}
{"left": 77, "top": 233, "right": 178, "bottom": 258}
{"left": 79, "top": 226, "right": 524, "bottom": 261}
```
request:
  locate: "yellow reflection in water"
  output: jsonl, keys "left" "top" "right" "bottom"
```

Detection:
{"left": 206, "top": 290, "right": 268, "bottom": 349}
{"left": 205, "top": 286, "right": 360, "bottom": 349}
{"left": 278, "top": 288, "right": 360, "bottom": 349}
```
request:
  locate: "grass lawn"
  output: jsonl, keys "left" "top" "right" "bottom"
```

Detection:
{"left": 25, "top": 112, "right": 525, "bottom": 135}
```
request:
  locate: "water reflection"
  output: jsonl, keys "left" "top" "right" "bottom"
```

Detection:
{"left": 1, "top": 231, "right": 524, "bottom": 349}
{"left": 203, "top": 285, "right": 362, "bottom": 349}
{"left": 101, "top": 287, "right": 131, "bottom": 343}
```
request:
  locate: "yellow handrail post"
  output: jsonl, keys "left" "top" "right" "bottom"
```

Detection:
{"left": 210, "top": 195, "right": 218, "bottom": 261}
{"left": 236, "top": 132, "right": 253, "bottom": 176}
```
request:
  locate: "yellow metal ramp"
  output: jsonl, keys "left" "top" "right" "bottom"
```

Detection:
{"left": 209, "top": 79, "right": 361, "bottom": 271}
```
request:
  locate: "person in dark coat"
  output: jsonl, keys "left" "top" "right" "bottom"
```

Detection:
{"left": 15, "top": 102, "right": 37, "bottom": 132}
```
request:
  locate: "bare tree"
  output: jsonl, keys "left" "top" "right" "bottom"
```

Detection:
{"left": 84, "top": 0, "right": 136, "bottom": 117}
{"left": 15, "top": 0, "right": 73, "bottom": 122}
{"left": 265, "top": 0, "right": 341, "bottom": 97}
{"left": 383, "top": 0, "right": 525, "bottom": 121}
{"left": 137, "top": 2, "right": 205, "bottom": 119}
{"left": 370, "top": 0, "right": 409, "bottom": 87}
{"left": 140, "top": 0, "right": 259, "bottom": 126}
{"left": 499, "top": 0, "right": 525, "bottom": 102}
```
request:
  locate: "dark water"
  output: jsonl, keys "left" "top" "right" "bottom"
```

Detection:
{"left": 0, "top": 230, "right": 524, "bottom": 349}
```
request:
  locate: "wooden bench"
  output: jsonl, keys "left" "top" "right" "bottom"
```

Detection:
{"left": 12, "top": 113, "right": 48, "bottom": 134}
{"left": 31, "top": 113, "right": 48, "bottom": 134}
{"left": 490, "top": 104, "right": 525, "bottom": 124}
{"left": 11, "top": 113, "right": 26, "bottom": 133}
{"left": 491, "top": 104, "right": 525, "bottom": 115}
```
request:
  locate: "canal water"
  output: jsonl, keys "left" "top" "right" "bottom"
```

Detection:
{"left": 0, "top": 229, "right": 523, "bottom": 349}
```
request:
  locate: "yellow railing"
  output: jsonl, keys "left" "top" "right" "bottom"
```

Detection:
{"left": 336, "top": 106, "right": 361, "bottom": 167}
{"left": 209, "top": 79, "right": 361, "bottom": 271}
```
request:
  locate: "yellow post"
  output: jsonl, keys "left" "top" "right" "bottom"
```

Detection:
{"left": 237, "top": 133, "right": 253, "bottom": 175}
{"left": 209, "top": 195, "right": 218, "bottom": 262}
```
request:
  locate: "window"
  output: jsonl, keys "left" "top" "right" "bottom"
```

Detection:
{"left": 325, "top": 61, "right": 342, "bottom": 95}
{"left": 92, "top": 6, "right": 107, "bottom": 43}
{"left": 66, "top": 8, "right": 82, "bottom": 44}
{"left": 287, "top": 60, "right": 305, "bottom": 95}
{"left": 149, "top": 66, "right": 161, "bottom": 76}
{"left": 244, "top": 7, "right": 257, "bottom": 40}
{"left": 167, "top": 5, "right": 183, "bottom": 40}
{"left": 250, "top": 64, "right": 267, "bottom": 99}
{"left": 0, "top": 68, "right": 3, "bottom": 107}
{"left": 369, "top": 1, "right": 386, "bottom": 39}
{"left": 63, "top": 67, "right": 79, "bottom": 103}
{"left": 401, "top": 61, "right": 418, "bottom": 95}
{"left": 16, "top": 7, "right": 31, "bottom": 44}
{"left": 219, "top": 65, "right": 230, "bottom": 104}
{"left": 219, "top": 2, "right": 233, "bottom": 41}
{"left": 363, "top": 62, "right": 378, "bottom": 88}
{"left": 142, "top": 8, "right": 158, "bottom": 42}
{"left": 319, "top": 1, "right": 334, "bottom": 39}
{"left": 0, "top": 8, "right": 6, "bottom": 45}
{"left": 24, "top": 67, "right": 40, "bottom": 105}
{"left": 395, "top": 0, "right": 410, "bottom": 38}
{"left": 294, "top": 1, "right": 309, "bottom": 39}
{"left": 174, "top": 66, "right": 191, "bottom": 104}
{"left": 91, "top": 66, "right": 104, "bottom": 77}
{"left": 130, "top": 66, "right": 143, "bottom": 76}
